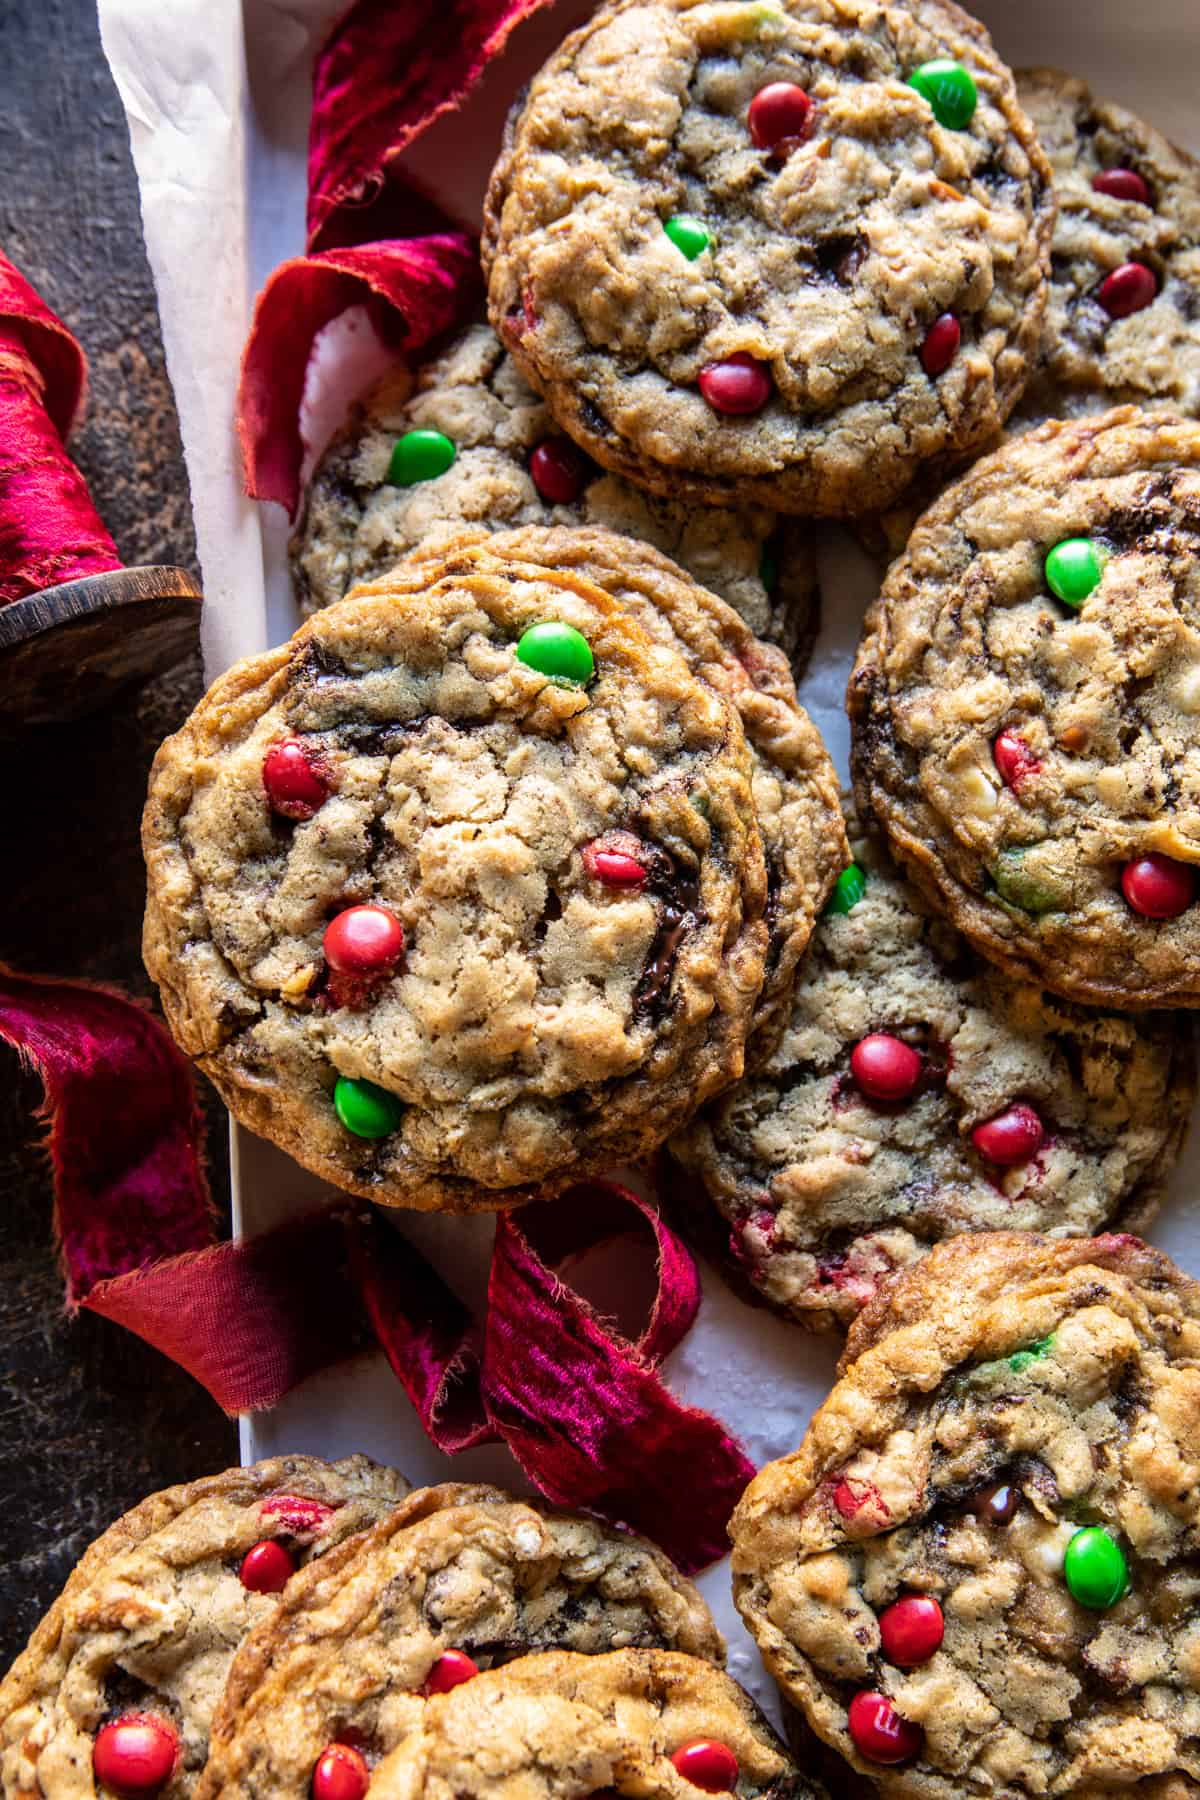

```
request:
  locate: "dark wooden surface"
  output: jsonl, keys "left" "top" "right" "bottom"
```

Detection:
{"left": 0, "top": 0, "right": 236, "bottom": 1663}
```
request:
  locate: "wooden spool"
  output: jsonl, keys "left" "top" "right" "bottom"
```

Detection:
{"left": 0, "top": 565, "right": 202, "bottom": 728}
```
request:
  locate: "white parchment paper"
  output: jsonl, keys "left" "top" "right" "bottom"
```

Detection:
{"left": 98, "top": 0, "right": 1200, "bottom": 1714}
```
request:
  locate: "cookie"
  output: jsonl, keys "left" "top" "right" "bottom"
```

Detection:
{"left": 0, "top": 1456, "right": 407, "bottom": 1800}
{"left": 668, "top": 822, "right": 1194, "bottom": 1332}
{"left": 361, "top": 1649, "right": 818, "bottom": 1800}
{"left": 407, "top": 526, "right": 846, "bottom": 1062}
{"left": 292, "top": 324, "right": 820, "bottom": 674}
{"left": 482, "top": 0, "right": 1053, "bottom": 519}
{"left": 197, "top": 1484, "right": 724, "bottom": 1800}
{"left": 142, "top": 550, "right": 767, "bottom": 1210}
{"left": 731, "top": 1232, "right": 1200, "bottom": 1799}
{"left": 1015, "top": 69, "right": 1200, "bottom": 426}
{"left": 849, "top": 406, "right": 1200, "bottom": 1009}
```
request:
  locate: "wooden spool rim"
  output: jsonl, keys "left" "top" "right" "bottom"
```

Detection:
{"left": 0, "top": 564, "right": 202, "bottom": 649}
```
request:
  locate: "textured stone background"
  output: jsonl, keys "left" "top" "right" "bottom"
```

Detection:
{"left": 0, "top": 0, "right": 236, "bottom": 1664}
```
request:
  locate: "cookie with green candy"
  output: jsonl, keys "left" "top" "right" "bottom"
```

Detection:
{"left": 292, "top": 324, "right": 820, "bottom": 679}
{"left": 732, "top": 1232, "right": 1200, "bottom": 1799}
{"left": 668, "top": 821, "right": 1193, "bottom": 1332}
{"left": 143, "top": 541, "right": 768, "bottom": 1211}
{"left": 483, "top": 0, "right": 1053, "bottom": 518}
{"left": 850, "top": 407, "right": 1200, "bottom": 1008}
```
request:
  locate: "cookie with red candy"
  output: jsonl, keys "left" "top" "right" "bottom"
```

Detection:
{"left": 668, "top": 822, "right": 1192, "bottom": 1332}
{"left": 731, "top": 1234, "right": 1200, "bottom": 1800}
{"left": 292, "top": 324, "right": 820, "bottom": 679}
{"left": 850, "top": 407, "right": 1200, "bottom": 1008}
{"left": 483, "top": 0, "right": 1052, "bottom": 518}
{"left": 143, "top": 543, "right": 768, "bottom": 1210}
{"left": 1015, "top": 68, "right": 1200, "bottom": 425}
{"left": 338, "top": 1649, "right": 820, "bottom": 1800}
{"left": 0, "top": 1457, "right": 407, "bottom": 1799}
{"left": 196, "top": 1485, "right": 724, "bottom": 1800}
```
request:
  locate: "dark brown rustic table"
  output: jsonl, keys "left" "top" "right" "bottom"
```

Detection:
{"left": 0, "top": 0, "right": 236, "bottom": 1663}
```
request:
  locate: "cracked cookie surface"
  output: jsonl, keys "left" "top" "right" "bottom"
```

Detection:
{"left": 483, "top": 0, "right": 1053, "bottom": 518}
{"left": 668, "top": 823, "right": 1193, "bottom": 1333}
{"left": 143, "top": 552, "right": 766, "bottom": 1209}
{"left": 408, "top": 527, "right": 845, "bottom": 1063}
{"left": 0, "top": 1457, "right": 407, "bottom": 1800}
{"left": 1015, "top": 69, "right": 1200, "bottom": 427}
{"left": 731, "top": 1233, "right": 1200, "bottom": 1800}
{"left": 363, "top": 1648, "right": 819, "bottom": 1800}
{"left": 292, "top": 324, "right": 819, "bottom": 674}
{"left": 198, "top": 1484, "right": 723, "bottom": 1800}
{"left": 849, "top": 407, "right": 1200, "bottom": 1009}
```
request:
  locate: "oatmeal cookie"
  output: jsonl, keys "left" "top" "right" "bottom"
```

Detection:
{"left": 405, "top": 527, "right": 845, "bottom": 1061}
{"left": 142, "top": 551, "right": 767, "bottom": 1210}
{"left": 849, "top": 407, "right": 1200, "bottom": 1009}
{"left": 668, "top": 823, "right": 1193, "bottom": 1332}
{"left": 0, "top": 1457, "right": 407, "bottom": 1800}
{"left": 362, "top": 1649, "right": 818, "bottom": 1800}
{"left": 292, "top": 324, "right": 820, "bottom": 673}
{"left": 731, "top": 1232, "right": 1200, "bottom": 1799}
{"left": 483, "top": 0, "right": 1053, "bottom": 518}
{"left": 1016, "top": 69, "right": 1200, "bottom": 427}
{"left": 198, "top": 1484, "right": 725, "bottom": 1800}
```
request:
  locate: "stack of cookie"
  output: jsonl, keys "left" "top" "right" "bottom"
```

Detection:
{"left": 0, "top": 1463, "right": 820, "bottom": 1800}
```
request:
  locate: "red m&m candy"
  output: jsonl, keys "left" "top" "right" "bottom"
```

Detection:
{"left": 850, "top": 1034, "right": 922, "bottom": 1103}
{"left": 919, "top": 313, "right": 960, "bottom": 377}
{"left": 422, "top": 1650, "right": 480, "bottom": 1694}
{"left": 312, "top": 1743, "right": 370, "bottom": 1800}
{"left": 530, "top": 437, "right": 588, "bottom": 505}
{"left": 847, "top": 1693, "right": 923, "bottom": 1765}
{"left": 583, "top": 834, "right": 647, "bottom": 888}
{"left": 993, "top": 729, "right": 1041, "bottom": 790}
{"left": 699, "top": 354, "right": 772, "bottom": 416}
{"left": 1092, "top": 168, "right": 1150, "bottom": 204}
{"left": 93, "top": 1715, "right": 179, "bottom": 1797}
{"left": 748, "top": 82, "right": 813, "bottom": 154}
{"left": 972, "top": 1102, "right": 1045, "bottom": 1167}
{"left": 1122, "top": 854, "right": 1196, "bottom": 918}
{"left": 239, "top": 1538, "right": 295, "bottom": 1594}
{"left": 878, "top": 1595, "right": 945, "bottom": 1667}
{"left": 1097, "top": 262, "right": 1158, "bottom": 318}
{"left": 670, "top": 1740, "right": 739, "bottom": 1791}
{"left": 324, "top": 905, "right": 406, "bottom": 977}
{"left": 263, "top": 739, "right": 332, "bottom": 820}
{"left": 260, "top": 1493, "right": 334, "bottom": 1534}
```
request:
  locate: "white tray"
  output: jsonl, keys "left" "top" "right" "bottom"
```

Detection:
{"left": 98, "top": 0, "right": 1200, "bottom": 1717}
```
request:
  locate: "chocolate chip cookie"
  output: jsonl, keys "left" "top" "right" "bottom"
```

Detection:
{"left": 731, "top": 1232, "right": 1200, "bottom": 1799}
{"left": 483, "top": 0, "right": 1053, "bottom": 519}
{"left": 408, "top": 527, "right": 845, "bottom": 1062}
{"left": 1015, "top": 69, "right": 1200, "bottom": 427}
{"left": 197, "top": 1484, "right": 724, "bottom": 1800}
{"left": 142, "top": 549, "right": 767, "bottom": 1210}
{"left": 292, "top": 324, "right": 819, "bottom": 674}
{"left": 849, "top": 407, "right": 1200, "bottom": 1009}
{"left": 362, "top": 1649, "right": 818, "bottom": 1800}
{"left": 668, "top": 821, "right": 1193, "bottom": 1332}
{"left": 0, "top": 1456, "right": 406, "bottom": 1800}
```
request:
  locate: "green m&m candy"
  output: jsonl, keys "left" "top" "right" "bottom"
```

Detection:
{"left": 664, "top": 215, "right": 713, "bottom": 261}
{"left": 908, "top": 60, "right": 978, "bottom": 130}
{"left": 1063, "top": 1527, "right": 1129, "bottom": 1609}
{"left": 387, "top": 429, "right": 456, "bottom": 487}
{"left": 826, "top": 863, "right": 867, "bottom": 917}
{"left": 1008, "top": 1332, "right": 1054, "bottom": 1373}
{"left": 992, "top": 847, "right": 1062, "bottom": 915}
{"left": 516, "top": 621, "right": 595, "bottom": 686}
{"left": 334, "top": 1076, "right": 403, "bottom": 1139}
{"left": 1045, "top": 537, "right": 1106, "bottom": 607}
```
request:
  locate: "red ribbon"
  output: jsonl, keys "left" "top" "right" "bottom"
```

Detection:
{"left": 306, "top": 0, "right": 555, "bottom": 252}
{"left": 237, "top": 0, "right": 554, "bottom": 517}
{"left": 0, "top": 251, "right": 122, "bottom": 603}
{"left": 0, "top": 966, "right": 753, "bottom": 1573}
